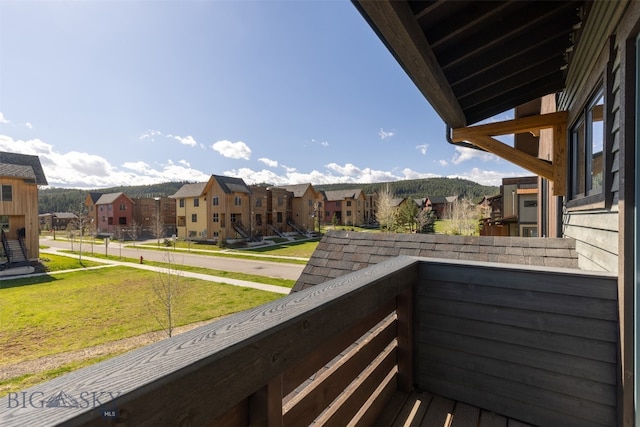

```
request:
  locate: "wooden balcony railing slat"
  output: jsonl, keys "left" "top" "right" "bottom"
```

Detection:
{"left": 348, "top": 364, "right": 398, "bottom": 427}
{"left": 315, "top": 341, "right": 398, "bottom": 427}
{"left": 282, "top": 299, "right": 396, "bottom": 397}
{"left": 419, "top": 395, "right": 455, "bottom": 427}
{"left": 388, "top": 392, "right": 433, "bottom": 427}
{"left": 448, "top": 402, "right": 480, "bottom": 427}
{"left": 283, "top": 315, "right": 397, "bottom": 426}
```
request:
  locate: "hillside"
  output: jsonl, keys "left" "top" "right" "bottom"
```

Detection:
{"left": 38, "top": 178, "right": 499, "bottom": 214}
{"left": 315, "top": 177, "right": 499, "bottom": 201}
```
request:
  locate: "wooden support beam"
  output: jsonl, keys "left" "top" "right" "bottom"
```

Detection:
{"left": 456, "top": 134, "right": 555, "bottom": 181}
{"left": 452, "top": 111, "right": 568, "bottom": 139}
{"left": 451, "top": 111, "right": 568, "bottom": 195}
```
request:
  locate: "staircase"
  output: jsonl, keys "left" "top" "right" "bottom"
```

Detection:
{"left": 287, "top": 220, "right": 307, "bottom": 237}
{"left": 6, "top": 239, "right": 28, "bottom": 265}
{"left": 233, "top": 222, "right": 260, "bottom": 242}
{"left": 267, "top": 224, "right": 286, "bottom": 238}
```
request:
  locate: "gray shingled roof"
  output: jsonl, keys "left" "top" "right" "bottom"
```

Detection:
{"left": 292, "top": 230, "right": 579, "bottom": 292}
{"left": 95, "top": 192, "right": 131, "bottom": 205}
{"left": 87, "top": 192, "right": 103, "bottom": 204}
{"left": 277, "top": 183, "right": 313, "bottom": 197}
{"left": 0, "top": 163, "right": 36, "bottom": 180}
{"left": 322, "top": 189, "right": 362, "bottom": 201}
{"left": 170, "top": 182, "right": 207, "bottom": 198}
{"left": 213, "top": 175, "right": 251, "bottom": 194}
{"left": 0, "top": 152, "right": 48, "bottom": 185}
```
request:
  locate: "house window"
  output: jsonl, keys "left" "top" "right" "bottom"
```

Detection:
{"left": 120, "top": 204, "right": 127, "bottom": 211}
{"left": 308, "top": 199, "right": 313, "bottom": 207}
{"left": 179, "top": 199, "right": 185, "bottom": 208}
{"left": 278, "top": 197, "right": 283, "bottom": 206}
{"left": 0, "top": 185, "right": 12, "bottom": 202}
{"left": 256, "top": 198, "right": 262, "bottom": 207}
{"left": 255, "top": 214, "right": 262, "bottom": 225}
{"left": 234, "top": 196, "right": 242, "bottom": 206}
{"left": 213, "top": 213, "right": 219, "bottom": 223}
{"left": 231, "top": 213, "right": 238, "bottom": 223}
{"left": 0, "top": 215, "right": 8, "bottom": 231}
{"left": 336, "top": 201, "right": 341, "bottom": 207}
{"left": 108, "top": 217, "right": 114, "bottom": 225}
{"left": 191, "top": 214, "right": 197, "bottom": 222}
{"left": 119, "top": 217, "right": 127, "bottom": 225}
{"left": 570, "top": 86, "right": 604, "bottom": 200}
{"left": 213, "top": 196, "right": 219, "bottom": 206}
{"left": 346, "top": 201, "right": 352, "bottom": 207}
{"left": 524, "top": 200, "right": 538, "bottom": 208}
{"left": 347, "top": 211, "right": 352, "bottom": 217}
{"left": 277, "top": 212, "right": 283, "bottom": 223}
{"left": 213, "top": 231, "right": 219, "bottom": 238}
{"left": 177, "top": 216, "right": 186, "bottom": 227}
{"left": 194, "top": 198, "right": 200, "bottom": 207}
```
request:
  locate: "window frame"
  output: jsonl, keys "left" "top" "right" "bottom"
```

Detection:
{"left": 1, "top": 185, "right": 12, "bottom": 202}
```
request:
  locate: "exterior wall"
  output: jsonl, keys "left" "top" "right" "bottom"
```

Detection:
{"left": 96, "top": 195, "right": 135, "bottom": 235}
{"left": 289, "top": 187, "right": 319, "bottom": 232}
{"left": 342, "top": 194, "right": 365, "bottom": 226}
{"left": 557, "top": 1, "right": 628, "bottom": 273}
{"left": 0, "top": 176, "right": 39, "bottom": 259}
{"left": 249, "top": 186, "right": 269, "bottom": 238}
{"left": 133, "top": 197, "right": 177, "bottom": 237}
{"left": 205, "top": 181, "right": 251, "bottom": 241}
{"left": 267, "top": 188, "right": 292, "bottom": 234}
{"left": 176, "top": 195, "right": 207, "bottom": 240}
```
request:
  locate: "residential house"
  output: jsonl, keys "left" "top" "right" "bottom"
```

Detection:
{"left": 480, "top": 176, "right": 539, "bottom": 237}
{"left": 275, "top": 183, "right": 321, "bottom": 233}
{"left": 266, "top": 186, "right": 292, "bottom": 236}
{"left": 203, "top": 175, "right": 252, "bottom": 241}
{"left": 132, "top": 197, "right": 177, "bottom": 238}
{"left": 248, "top": 185, "right": 270, "bottom": 238}
{"left": 39, "top": 212, "right": 78, "bottom": 231}
{"left": 428, "top": 195, "right": 457, "bottom": 219}
{"left": 94, "top": 192, "right": 135, "bottom": 235}
{"left": 364, "top": 192, "right": 378, "bottom": 224}
{"left": 321, "top": 189, "right": 366, "bottom": 226}
{"left": 171, "top": 182, "right": 207, "bottom": 240}
{"left": 0, "top": 151, "right": 47, "bottom": 266}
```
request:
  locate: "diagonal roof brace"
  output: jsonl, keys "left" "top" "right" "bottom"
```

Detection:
{"left": 449, "top": 111, "right": 568, "bottom": 196}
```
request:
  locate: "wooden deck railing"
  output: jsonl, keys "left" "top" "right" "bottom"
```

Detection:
{"left": 0, "top": 256, "right": 418, "bottom": 427}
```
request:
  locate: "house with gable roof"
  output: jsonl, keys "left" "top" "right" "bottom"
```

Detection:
{"left": 170, "top": 182, "right": 207, "bottom": 240}
{"left": 274, "top": 183, "right": 322, "bottom": 233}
{"left": 203, "top": 175, "right": 252, "bottom": 241}
{"left": 0, "top": 151, "right": 47, "bottom": 267}
{"left": 321, "top": 189, "right": 366, "bottom": 226}
{"left": 94, "top": 192, "right": 135, "bottom": 235}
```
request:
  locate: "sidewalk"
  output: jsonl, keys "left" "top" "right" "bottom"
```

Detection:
{"left": 32, "top": 248, "right": 291, "bottom": 295}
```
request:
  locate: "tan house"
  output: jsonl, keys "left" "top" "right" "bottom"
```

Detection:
{"left": 132, "top": 197, "right": 177, "bottom": 238}
{"left": 274, "top": 183, "right": 321, "bottom": 233}
{"left": 0, "top": 151, "right": 47, "bottom": 266}
{"left": 204, "top": 175, "right": 252, "bottom": 241}
{"left": 171, "top": 182, "right": 207, "bottom": 240}
{"left": 83, "top": 192, "right": 102, "bottom": 227}
{"left": 480, "top": 176, "right": 539, "bottom": 237}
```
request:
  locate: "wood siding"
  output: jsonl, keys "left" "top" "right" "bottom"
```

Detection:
{"left": 558, "top": 2, "right": 628, "bottom": 273}
{"left": 0, "top": 177, "right": 39, "bottom": 259}
{"left": 416, "top": 260, "right": 618, "bottom": 427}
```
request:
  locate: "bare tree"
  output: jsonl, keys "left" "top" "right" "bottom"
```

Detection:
{"left": 69, "top": 208, "right": 92, "bottom": 264}
{"left": 147, "top": 250, "right": 184, "bottom": 337}
{"left": 151, "top": 214, "right": 165, "bottom": 246}
{"left": 375, "top": 184, "right": 398, "bottom": 232}
{"left": 443, "top": 197, "right": 479, "bottom": 236}
{"left": 415, "top": 209, "right": 437, "bottom": 233}
{"left": 129, "top": 221, "right": 140, "bottom": 247}
{"left": 112, "top": 226, "right": 124, "bottom": 258}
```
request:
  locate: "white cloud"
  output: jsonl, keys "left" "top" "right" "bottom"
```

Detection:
{"left": 451, "top": 146, "right": 500, "bottom": 165}
{"left": 140, "top": 129, "right": 163, "bottom": 141}
{"left": 25, "top": 122, "right": 33, "bottom": 129}
{"left": 259, "top": 157, "right": 278, "bottom": 168}
{"left": 378, "top": 128, "right": 395, "bottom": 140}
{"left": 179, "top": 159, "right": 191, "bottom": 167}
{"left": 321, "top": 141, "right": 329, "bottom": 147}
{"left": 172, "top": 135, "right": 197, "bottom": 147}
{"left": 212, "top": 140, "right": 252, "bottom": 160}
{"left": 416, "top": 144, "right": 428, "bottom": 155}
{"left": 0, "top": 113, "right": 9, "bottom": 124}
{"left": 439, "top": 159, "right": 449, "bottom": 166}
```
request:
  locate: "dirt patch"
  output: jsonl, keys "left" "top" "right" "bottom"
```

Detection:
{"left": 0, "top": 319, "right": 217, "bottom": 382}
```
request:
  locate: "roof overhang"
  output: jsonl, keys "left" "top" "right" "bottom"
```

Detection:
{"left": 353, "top": 0, "right": 584, "bottom": 128}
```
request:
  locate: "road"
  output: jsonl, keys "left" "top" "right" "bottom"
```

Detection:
{"left": 40, "top": 237, "right": 306, "bottom": 281}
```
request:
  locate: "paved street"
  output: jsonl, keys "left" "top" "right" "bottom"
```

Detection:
{"left": 40, "top": 237, "right": 306, "bottom": 282}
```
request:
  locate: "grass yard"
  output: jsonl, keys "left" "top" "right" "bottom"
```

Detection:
{"left": 242, "top": 240, "right": 318, "bottom": 258}
{"left": 0, "top": 267, "right": 282, "bottom": 366}
{"left": 38, "top": 253, "right": 104, "bottom": 271}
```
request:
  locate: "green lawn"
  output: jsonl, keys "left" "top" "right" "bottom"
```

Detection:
{"left": 241, "top": 240, "right": 318, "bottom": 258}
{"left": 0, "top": 267, "right": 282, "bottom": 366}
{"left": 38, "top": 253, "right": 104, "bottom": 271}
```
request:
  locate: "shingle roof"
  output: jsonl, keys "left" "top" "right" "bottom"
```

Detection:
{"left": 0, "top": 163, "right": 36, "bottom": 180}
{"left": 322, "top": 189, "right": 363, "bottom": 201}
{"left": 292, "top": 230, "right": 579, "bottom": 292}
{"left": 87, "top": 192, "right": 103, "bottom": 204}
{"left": 0, "top": 152, "right": 48, "bottom": 185}
{"left": 213, "top": 175, "right": 251, "bottom": 194}
{"left": 429, "top": 196, "right": 457, "bottom": 204}
{"left": 170, "top": 182, "right": 207, "bottom": 198}
{"left": 95, "top": 192, "right": 132, "bottom": 205}
{"left": 277, "top": 183, "right": 313, "bottom": 198}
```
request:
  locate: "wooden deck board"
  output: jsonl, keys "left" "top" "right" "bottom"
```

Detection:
{"left": 379, "top": 391, "right": 537, "bottom": 427}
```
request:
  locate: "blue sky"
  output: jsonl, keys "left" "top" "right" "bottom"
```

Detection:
{"left": 0, "top": 0, "right": 526, "bottom": 189}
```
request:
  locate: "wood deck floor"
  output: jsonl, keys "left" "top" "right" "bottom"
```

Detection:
{"left": 377, "top": 391, "right": 536, "bottom": 427}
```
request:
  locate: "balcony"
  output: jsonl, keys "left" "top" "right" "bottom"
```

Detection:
{"left": 0, "top": 256, "right": 618, "bottom": 426}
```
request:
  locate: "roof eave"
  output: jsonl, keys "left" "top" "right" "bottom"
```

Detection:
{"left": 353, "top": 0, "right": 467, "bottom": 128}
